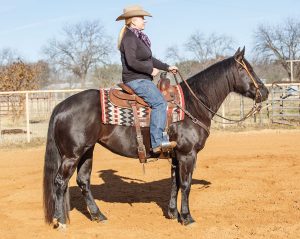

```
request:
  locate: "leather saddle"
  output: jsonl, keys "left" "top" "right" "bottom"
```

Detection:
{"left": 109, "top": 72, "right": 177, "bottom": 108}
{"left": 109, "top": 84, "right": 149, "bottom": 108}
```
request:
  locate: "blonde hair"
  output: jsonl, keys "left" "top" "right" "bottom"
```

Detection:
{"left": 118, "top": 18, "right": 132, "bottom": 50}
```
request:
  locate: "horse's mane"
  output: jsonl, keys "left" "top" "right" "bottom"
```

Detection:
{"left": 183, "top": 56, "right": 236, "bottom": 107}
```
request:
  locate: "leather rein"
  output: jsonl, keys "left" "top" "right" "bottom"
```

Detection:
{"left": 172, "top": 59, "right": 263, "bottom": 133}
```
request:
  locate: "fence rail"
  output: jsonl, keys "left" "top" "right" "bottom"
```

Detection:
{"left": 0, "top": 83, "right": 299, "bottom": 144}
{"left": 0, "top": 89, "right": 83, "bottom": 144}
{"left": 270, "top": 82, "right": 300, "bottom": 125}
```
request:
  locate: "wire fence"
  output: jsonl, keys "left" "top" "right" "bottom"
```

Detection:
{"left": 0, "top": 83, "right": 299, "bottom": 144}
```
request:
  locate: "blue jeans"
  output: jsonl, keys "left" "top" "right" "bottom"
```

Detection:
{"left": 126, "top": 79, "right": 167, "bottom": 148}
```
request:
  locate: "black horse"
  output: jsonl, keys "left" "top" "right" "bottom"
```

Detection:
{"left": 43, "top": 48, "right": 269, "bottom": 229}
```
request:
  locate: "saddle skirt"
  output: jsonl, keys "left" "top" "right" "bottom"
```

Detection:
{"left": 99, "top": 83, "right": 185, "bottom": 127}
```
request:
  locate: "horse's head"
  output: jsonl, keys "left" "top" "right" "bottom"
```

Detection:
{"left": 233, "top": 47, "right": 269, "bottom": 103}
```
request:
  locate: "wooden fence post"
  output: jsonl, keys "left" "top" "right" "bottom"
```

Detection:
{"left": 26, "top": 92, "right": 30, "bottom": 143}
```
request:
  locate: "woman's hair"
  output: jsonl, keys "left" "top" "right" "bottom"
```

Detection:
{"left": 118, "top": 18, "right": 132, "bottom": 50}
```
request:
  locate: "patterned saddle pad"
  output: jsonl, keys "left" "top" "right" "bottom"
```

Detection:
{"left": 99, "top": 85, "right": 185, "bottom": 127}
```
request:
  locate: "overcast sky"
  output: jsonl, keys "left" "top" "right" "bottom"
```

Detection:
{"left": 0, "top": 0, "right": 299, "bottom": 63}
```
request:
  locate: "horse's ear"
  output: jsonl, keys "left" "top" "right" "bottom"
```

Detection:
{"left": 234, "top": 47, "right": 241, "bottom": 57}
{"left": 234, "top": 46, "right": 245, "bottom": 61}
{"left": 241, "top": 46, "right": 245, "bottom": 56}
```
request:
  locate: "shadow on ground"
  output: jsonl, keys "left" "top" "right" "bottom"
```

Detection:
{"left": 69, "top": 169, "right": 211, "bottom": 220}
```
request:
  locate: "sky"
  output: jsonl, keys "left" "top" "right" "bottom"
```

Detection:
{"left": 0, "top": 0, "right": 299, "bottom": 64}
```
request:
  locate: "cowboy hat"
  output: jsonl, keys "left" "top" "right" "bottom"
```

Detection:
{"left": 116, "top": 5, "right": 152, "bottom": 21}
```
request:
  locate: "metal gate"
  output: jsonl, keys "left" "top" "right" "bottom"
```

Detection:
{"left": 270, "top": 82, "right": 300, "bottom": 125}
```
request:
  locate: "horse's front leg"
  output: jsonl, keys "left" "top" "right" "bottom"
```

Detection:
{"left": 178, "top": 150, "right": 196, "bottom": 225}
{"left": 167, "top": 156, "right": 180, "bottom": 219}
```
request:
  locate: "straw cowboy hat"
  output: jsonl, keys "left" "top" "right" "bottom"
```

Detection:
{"left": 116, "top": 5, "right": 152, "bottom": 21}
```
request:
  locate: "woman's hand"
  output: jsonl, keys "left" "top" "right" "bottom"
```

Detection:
{"left": 151, "top": 68, "right": 160, "bottom": 76}
{"left": 168, "top": 66, "right": 178, "bottom": 74}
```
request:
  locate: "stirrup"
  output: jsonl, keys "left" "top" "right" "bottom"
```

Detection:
{"left": 161, "top": 132, "right": 176, "bottom": 152}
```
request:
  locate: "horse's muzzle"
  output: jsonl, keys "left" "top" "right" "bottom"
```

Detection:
{"left": 256, "top": 86, "right": 269, "bottom": 103}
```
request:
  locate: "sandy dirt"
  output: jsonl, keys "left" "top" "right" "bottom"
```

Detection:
{"left": 0, "top": 129, "right": 300, "bottom": 239}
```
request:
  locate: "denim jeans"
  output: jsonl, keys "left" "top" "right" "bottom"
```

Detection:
{"left": 126, "top": 79, "right": 167, "bottom": 148}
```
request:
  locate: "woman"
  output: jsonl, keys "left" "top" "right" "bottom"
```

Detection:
{"left": 116, "top": 5, "right": 177, "bottom": 154}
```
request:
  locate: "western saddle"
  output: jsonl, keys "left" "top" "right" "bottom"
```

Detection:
{"left": 108, "top": 73, "right": 180, "bottom": 163}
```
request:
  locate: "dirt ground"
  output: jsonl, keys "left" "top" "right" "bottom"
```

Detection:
{"left": 0, "top": 129, "right": 300, "bottom": 239}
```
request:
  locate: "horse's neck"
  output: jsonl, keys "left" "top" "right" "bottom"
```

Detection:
{"left": 186, "top": 65, "right": 234, "bottom": 120}
{"left": 205, "top": 75, "right": 232, "bottom": 113}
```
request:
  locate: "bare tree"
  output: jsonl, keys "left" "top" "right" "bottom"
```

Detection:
{"left": 165, "top": 45, "right": 185, "bottom": 63}
{"left": 254, "top": 18, "right": 300, "bottom": 81}
{"left": 166, "top": 33, "right": 231, "bottom": 77}
{"left": 252, "top": 58, "right": 287, "bottom": 83}
{"left": 92, "top": 64, "right": 122, "bottom": 88}
{"left": 173, "top": 60, "right": 202, "bottom": 79}
{"left": 43, "top": 20, "right": 113, "bottom": 88}
{"left": 0, "top": 47, "right": 20, "bottom": 66}
{"left": 185, "top": 31, "right": 235, "bottom": 62}
{"left": 32, "top": 60, "right": 51, "bottom": 88}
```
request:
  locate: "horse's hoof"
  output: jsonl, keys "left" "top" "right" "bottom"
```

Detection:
{"left": 180, "top": 215, "right": 196, "bottom": 226}
{"left": 91, "top": 212, "right": 108, "bottom": 223}
{"left": 52, "top": 218, "right": 58, "bottom": 226}
{"left": 167, "top": 208, "right": 179, "bottom": 220}
{"left": 53, "top": 222, "right": 67, "bottom": 231}
{"left": 186, "top": 221, "right": 198, "bottom": 228}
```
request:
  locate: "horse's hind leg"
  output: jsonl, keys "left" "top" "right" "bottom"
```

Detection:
{"left": 53, "top": 155, "right": 80, "bottom": 229}
{"left": 76, "top": 145, "right": 107, "bottom": 222}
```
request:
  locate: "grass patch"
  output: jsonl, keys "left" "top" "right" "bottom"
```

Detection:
{"left": 0, "top": 137, "right": 45, "bottom": 150}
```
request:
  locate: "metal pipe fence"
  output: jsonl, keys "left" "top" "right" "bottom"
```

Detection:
{"left": 0, "top": 83, "right": 299, "bottom": 144}
{"left": 269, "top": 82, "right": 300, "bottom": 126}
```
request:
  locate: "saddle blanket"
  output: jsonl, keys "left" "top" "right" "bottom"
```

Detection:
{"left": 99, "top": 85, "right": 185, "bottom": 127}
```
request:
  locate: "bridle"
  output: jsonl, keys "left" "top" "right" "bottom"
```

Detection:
{"left": 172, "top": 58, "right": 263, "bottom": 134}
{"left": 235, "top": 58, "right": 263, "bottom": 105}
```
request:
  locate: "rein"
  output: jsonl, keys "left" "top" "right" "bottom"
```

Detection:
{"left": 173, "top": 59, "right": 263, "bottom": 125}
{"left": 173, "top": 100, "right": 210, "bottom": 136}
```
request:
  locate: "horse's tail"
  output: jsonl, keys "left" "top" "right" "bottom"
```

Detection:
{"left": 43, "top": 109, "right": 70, "bottom": 224}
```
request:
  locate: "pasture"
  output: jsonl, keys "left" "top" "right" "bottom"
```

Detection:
{"left": 0, "top": 129, "right": 299, "bottom": 239}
